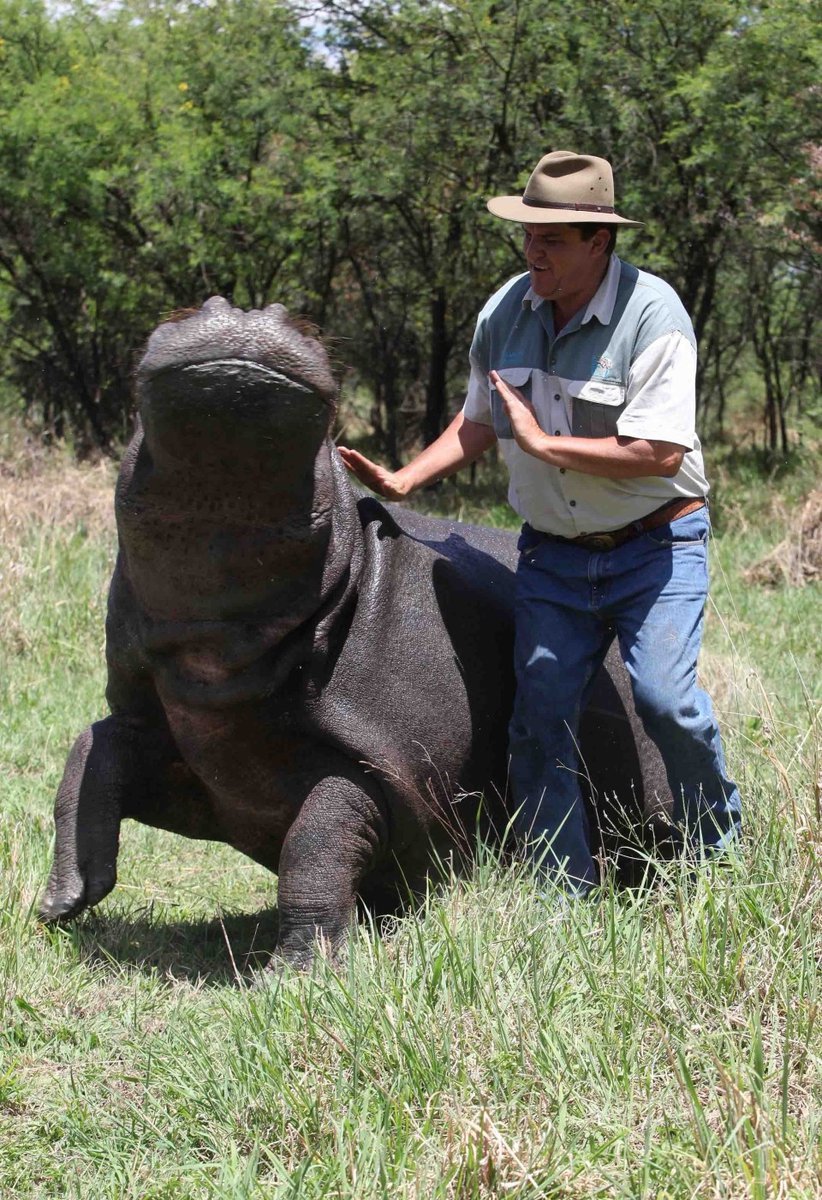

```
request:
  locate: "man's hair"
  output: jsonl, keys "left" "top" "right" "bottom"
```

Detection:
{"left": 569, "top": 223, "right": 617, "bottom": 257}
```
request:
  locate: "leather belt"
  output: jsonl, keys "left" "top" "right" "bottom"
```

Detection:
{"left": 534, "top": 497, "right": 706, "bottom": 552}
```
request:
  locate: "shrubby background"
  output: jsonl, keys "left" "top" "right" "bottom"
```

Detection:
{"left": 0, "top": 0, "right": 819, "bottom": 460}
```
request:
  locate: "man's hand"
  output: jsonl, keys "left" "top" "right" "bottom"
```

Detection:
{"left": 488, "top": 369, "right": 685, "bottom": 479}
{"left": 338, "top": 412, "right": 497, "bottom": 500}
{"left": 337, "top": 446, "right": 413, "bottom": 500}
{"left": 490, "top": 370, "right": 550, "bottom": 458}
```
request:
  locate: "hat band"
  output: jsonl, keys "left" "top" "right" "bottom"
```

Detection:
{"left": 522, "top": 197, "right": 615, "bottom": 214}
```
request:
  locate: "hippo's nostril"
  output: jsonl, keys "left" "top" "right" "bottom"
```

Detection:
{"left": 263, "top": 303, "right": 288, "bottom": 320}
{"left": 201, "top": 296, "right": 232, "bottom": 313}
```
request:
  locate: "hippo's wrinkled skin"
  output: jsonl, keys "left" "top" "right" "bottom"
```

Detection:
{"left": 38, "top": 299, "right": 671, "bottom": 968}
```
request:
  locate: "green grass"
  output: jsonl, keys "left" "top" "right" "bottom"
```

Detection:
{"left": 1, "top": 441, "right": 819, "bottom": 1198}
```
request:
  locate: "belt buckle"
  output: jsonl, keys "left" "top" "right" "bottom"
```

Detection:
{"left": 582, "top": 533, "right": 616, "bottom": 551}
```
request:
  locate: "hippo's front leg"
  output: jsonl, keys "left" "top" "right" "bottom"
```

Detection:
{"left": 274, "top": 770, "right": 388, "bottom": 970}
{"left": 38, "top": 715, "right": 136, "bottom": 922}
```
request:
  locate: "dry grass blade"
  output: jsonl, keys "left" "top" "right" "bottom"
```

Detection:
{"left": 743, "top": 489, "right": 822, "bottom": 588}
{"left": 0, "top": 431, "right": 116, "bottom": 538}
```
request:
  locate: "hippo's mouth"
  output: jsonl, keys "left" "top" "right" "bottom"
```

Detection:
{"left": 136, "top": 297, "right": 338, "bottom": 408}
{"left": 134, "top": 347, "right": 336, "bottom": 472}
{"left": 141, "top": 358, "right": 318, "bottom": 398}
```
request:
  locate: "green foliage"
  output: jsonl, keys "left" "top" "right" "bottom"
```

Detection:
{"left": 0, "top": 0, "right": 818, "bottom": 455}
{"left": 304, "top": 0, "right": 538, "bottom": 458}
{"left": 0, "top": 0, "right": 320, "bottom": 453}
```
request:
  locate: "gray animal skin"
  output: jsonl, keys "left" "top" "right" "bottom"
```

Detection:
{"left": 38, "top": 298, "right": 672, "bottom": 968}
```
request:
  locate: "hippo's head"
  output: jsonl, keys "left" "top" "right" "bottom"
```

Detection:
{"left": 135, "top": 297, "right": 337, "bottom": 470}
{"left": 120, "top": 300, "right": 350, "bottom": 623}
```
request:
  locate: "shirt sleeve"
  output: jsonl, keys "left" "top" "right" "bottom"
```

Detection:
{"left": 462, "top": 310, "right": 495, "bottom": 425}
{"left": 462, "top": 354, "right": 494, "bottom": 425}
{"left": 616, "top": 330, "right": 697, "bottom": 449}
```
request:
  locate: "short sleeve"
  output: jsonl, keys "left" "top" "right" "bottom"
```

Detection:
{"left": 463, "top": 356, "right": 494, "bottom": 425}
{"left": 462, "top": 315, "right": 494, "bottom": 425}
{"left": 616, "top": 331, "right": 697, "bottom": 449}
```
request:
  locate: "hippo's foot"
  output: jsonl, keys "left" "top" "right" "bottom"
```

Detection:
{"left": 250, "top": 927, "right": 345, "bottom": 981}
{"left": 38, "top": 861, "right": 117, "bottom": 924}
{"left": 267, "top": 917, "right": 351, "bottom": 974}
{"left": 267, "top": 767, "right": 387, "bottom": 972}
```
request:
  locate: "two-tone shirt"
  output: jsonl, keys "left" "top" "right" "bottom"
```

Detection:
{"left": 463, "top": 254, "right": 709, "bottom": 537}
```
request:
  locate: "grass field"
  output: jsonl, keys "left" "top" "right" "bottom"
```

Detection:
{"left": 1, "top": 429, "right": 819, "bottom": 1198}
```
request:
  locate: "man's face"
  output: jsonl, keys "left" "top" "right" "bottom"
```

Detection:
{"left": 521, "top": 223, "right": 608, "bottom": 303}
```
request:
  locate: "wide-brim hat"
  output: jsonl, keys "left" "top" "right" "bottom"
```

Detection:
{"left": 487, "top": 150, "right": 643, "bottom": 227}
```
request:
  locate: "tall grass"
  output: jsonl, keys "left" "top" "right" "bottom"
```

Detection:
{"left": 1, "top": 433, "right": 818, "bottom": 1198}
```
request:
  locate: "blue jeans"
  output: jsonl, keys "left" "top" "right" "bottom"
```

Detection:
{"left": 508, "top": 507, "right": 741, "bottom": 890}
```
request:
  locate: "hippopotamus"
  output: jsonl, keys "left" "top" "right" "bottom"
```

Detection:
{"left": 38, "top": 298, "right": 671, "bottom": 968}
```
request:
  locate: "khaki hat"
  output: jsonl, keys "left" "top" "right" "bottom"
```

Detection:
{"left": 487, "top": 150, "right": 643, "bottom": 227}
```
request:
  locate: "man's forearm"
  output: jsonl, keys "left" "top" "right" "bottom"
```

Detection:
{"left": 527, "top": 433, "right": 685, "bottom": 479}
{"left": 395, "top": 412, "right": 497, "bottom": 493}
{"left": 338, "top": 411, "right": 496, "bottom": 500}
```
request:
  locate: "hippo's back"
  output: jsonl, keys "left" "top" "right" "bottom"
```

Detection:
{"left": 386, "top": 503, "right": 519, "bottom": 575}
{"left": 301, "top": 496, "right": 518, "bottom": 849}
{"left": 356, "top": 497, "right": 518, "bottom": 683}
{"left": 375, "top": 497, "right": 672, "bottom": 870}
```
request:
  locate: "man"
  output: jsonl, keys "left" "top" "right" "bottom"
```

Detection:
{"left": 339, "top": 150, "right": 741, "bottom": 893}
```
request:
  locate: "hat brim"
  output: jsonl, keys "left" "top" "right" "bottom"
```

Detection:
{"left": 487, "top": 196, "right": 643, "bottom": 227}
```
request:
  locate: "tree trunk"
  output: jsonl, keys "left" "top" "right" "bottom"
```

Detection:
{"left": 423, "top": 288, "right": 451, "bottom": 447}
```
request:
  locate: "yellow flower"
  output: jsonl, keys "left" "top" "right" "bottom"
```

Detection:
{"left": 178, "top": 82, "right": 189, "bottom": 92}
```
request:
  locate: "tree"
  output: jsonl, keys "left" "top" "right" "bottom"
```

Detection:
{"left": 552, "top": 0, "right": 821, "bottom": 442}
{"left": 0, "top": 0, "right": 817, "bottom": 456}
{"left": 0, "top": 0, "right": 324, "bottom": 453}
{"left": 306, "top": 0, "right": 563, "bottom": 458}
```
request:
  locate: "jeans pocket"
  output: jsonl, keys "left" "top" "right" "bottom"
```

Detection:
{"left": 645, "top": 510, "right": 709, "bottom": 548}
{"left": 517, "top": 523, "right": 544, "bottom": 561}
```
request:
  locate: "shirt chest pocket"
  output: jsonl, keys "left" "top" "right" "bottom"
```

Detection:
{"left": 569, "top": 379, "right": 626, "bottom": 439}
{"left": 490, "top": 367, "right": 533, "bottom": 440}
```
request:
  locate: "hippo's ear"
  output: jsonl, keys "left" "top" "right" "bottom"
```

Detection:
{"left": 281, "top": 313, "right": 321, "bottom": 340}
{"left": 158, "top": 308, "right": 204, "bottom": 325}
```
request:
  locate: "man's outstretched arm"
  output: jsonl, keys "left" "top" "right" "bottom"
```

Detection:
{"left": 338, "top": 411, "right": 497, "bottom": 500}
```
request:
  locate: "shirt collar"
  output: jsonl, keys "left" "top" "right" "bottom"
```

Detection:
{"left": 523, "top": 253, "right": 622, "bottom": 326}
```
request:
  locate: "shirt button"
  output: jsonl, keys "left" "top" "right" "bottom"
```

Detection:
{"left": 560, "top": 468, "right": 566, "bottom": 474}
{"left": 554, "top": 393, "right": 561, "bottom": 401}
{"left": 554, "top": 430, "right": 561, "bottom": 436}
{"left": 569, "top": 500, "right": 577, "bottom": 507}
